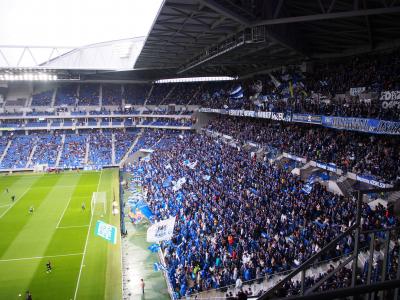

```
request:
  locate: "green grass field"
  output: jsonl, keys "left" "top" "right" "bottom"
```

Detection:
{"left": 0, "top": 169, "right": 122, "bottom": 300}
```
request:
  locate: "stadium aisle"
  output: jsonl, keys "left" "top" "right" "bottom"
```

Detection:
{"left": 122, "top": 173, "right": 169, "bottom": 300}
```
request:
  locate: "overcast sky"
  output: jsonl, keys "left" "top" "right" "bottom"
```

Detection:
{"left": 0, "top": 0, "right": 163, "bottom": 47}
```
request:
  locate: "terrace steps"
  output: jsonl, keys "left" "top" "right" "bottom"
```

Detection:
{"left": 388, "top": 191, "right": 400, "bottom": 203}
{"left": 111, "top": 133, "right": 116, "bottom": 165}
{"left": 143, "top": 85, "right": 155, "bottom": 105}
{"left": 159, "top": 85, "right": 176, "bottom": 106}
{"left": 121, "top": 85, "right": 125, "bottom": 107}
{"left": 186, "top": 83, "right": 204, "bottom": 106}
{"left": 76, "top": 84, "right": 80, "bottom": 106}
{"left": 26, "top": 144, "right": 38, "bottom": 168}
{"left": 50, "top": 88, "right": 57, "bottom": 107}
{"left": 0, "top": 140, "right": 12, "bottom": 165}
{"left": 99, "top": 84, "right": 103, "bottom": 107}
{"left": 27, "top": 95, "right": 33, "bottom": 107}
{"left": 119, "top": 130, "right": 143, "bottom": 167}
{"left": 336, "top": 177, "right": 356, "bottom": 198}
{"left": 55, "top": 134, "right": 65, "bottom": 167}
{"left": 84, "top": 139, "right": 90, "bottom": 165}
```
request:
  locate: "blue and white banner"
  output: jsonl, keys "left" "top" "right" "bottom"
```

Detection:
{"left": 153, "top": 262, "right": 167, "bottom": 272}
{"left": 200, "top": 108, "right": 400, "bottom": 135}
{"left": 94, "top": 220, "right": 118, "bottom": 244}
{"left": 284, "top": 153, "right": 306, "bottom": 163}
{"left": 183, "top": 160, "right": 198, "bottom": 169}
{"left": 322, "top": 116, "right": 400, "bottom": 135}
{"left": 292, "top": 113, "right": 322, "bottom": 125}
{"left": 380, "top": 90, "right": 400, "bottom": 109}
{"left": 130, "top": 199, "right": 154, "bottom": 220}
{"left": 172, "top": 177, "right": 186, "bottom": 192}
{"left": 350, "top": 87, "right": 366, "bottom": 96}
{"left": 316, "top": 161, "right": 338, "bottom": 173}
{"left": 230, "top": 86, "right": 243, "bottom": 99}
{"left": 147, "top": 216, "right": 176, "bottom": 243}
{"left": 356, "top": 175, "right": 391, "bottom": 188}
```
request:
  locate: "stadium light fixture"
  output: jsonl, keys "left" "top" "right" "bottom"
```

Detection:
{"left": 0, "top": 71, "right": 58, "bottom": 81}
{"left": 154, "top": 76, "right": 238, "bottom": 83}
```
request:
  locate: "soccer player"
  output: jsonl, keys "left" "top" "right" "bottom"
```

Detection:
{"left": 46, "top": 261, "right": 52, "bottom": 273}
{"left": 11, "top": 195, "right": 15, "bottom": 202}
{"left": 25, "top": 291, "right": 32, "bottom": 300}
{"left": 5, "top": 188, "right": 8, "bottom": 193}
{"left": 81, "top": 202, "right": 86, "bottom": 211}
{"left": 29, "top": 206, "right": 34, "bottom": 215}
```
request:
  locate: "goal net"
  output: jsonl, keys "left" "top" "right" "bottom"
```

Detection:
{"left": 91, "top": 192, "right": 107, "bottom": 216}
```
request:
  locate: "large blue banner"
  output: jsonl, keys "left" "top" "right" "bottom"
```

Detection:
{"left": 200, "top": 108, "right": 400, "bottom": 135}
{"left": 321, "top": 116, "right": 400, "bottom": 135}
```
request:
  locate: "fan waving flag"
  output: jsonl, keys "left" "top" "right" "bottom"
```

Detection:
{"left": 147, "top": 216, "right": 176, "bottom": 242}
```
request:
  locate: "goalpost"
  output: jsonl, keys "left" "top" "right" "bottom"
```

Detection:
{"left": 91, "top": 192, "right": 107, "bottom": 217}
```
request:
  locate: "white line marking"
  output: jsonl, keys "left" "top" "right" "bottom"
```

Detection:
{"left": 57, "top": 225, "right": 89, "bottom": 229}
{"left": 0, "top": 252, "right": 83, "bottom": 262}
{"left": 56, "top": 197, "right": 72, "bottom": 228}
{"left": 0, "top": 186, "right": 31, "bottom": 219}
{"left": 73, "top": 170, "right": 103, "bottom": 300}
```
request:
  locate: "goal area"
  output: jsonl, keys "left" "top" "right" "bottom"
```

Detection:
{"left": 91, "top": 192, "right": 107, "bottom": 216}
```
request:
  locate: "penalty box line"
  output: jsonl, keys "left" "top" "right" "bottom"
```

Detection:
{"left": 56, "top": 196, "right": 92, "bottom": 229}
{"left": 57, "top": 225, "right": 89, "bottom": 229}
{"left": 0, "top": 252, "right": 83, "bottom": 263}
{"left": 0, "top": 185, "right": 32, "bottom": 219}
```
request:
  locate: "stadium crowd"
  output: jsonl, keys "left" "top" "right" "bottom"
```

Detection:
{"left": 207, "top": 116, "right": 400, "bottom": 184}
{"left": 133, "top": 131, "right": 398, "bottom": 298}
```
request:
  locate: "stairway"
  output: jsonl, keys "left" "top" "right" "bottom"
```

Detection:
{"left": 99, "top": 84, "right": 103, "bottom": 107}
{"left": 76, "top": 84, "right": 80, "bottom": 106}
{"left": 0, "top": 140, "right": 12, "bottom": 165}
{"left": 388, "top": 191, "right": 400, "bottom": 203}
{"left": 121, "top": 84, "right": 125, "bottom": 107}
{"left": 337, "top": 176, "right": 355, "bottom": 198}
{"left": 186, "top": 83, "right": 203, "bottom": 106}
{"left": 84, "top": 139, "right": 90, "bottom": 166}
{"left": 55, "top": 134, "right": 65, "bottom": 167}
{"left": 51, "top": 88, "right": 57, "bottom": 107}
{"left": 26, "top": 144, "right": 38, "bottom": 168}
{"left": 111, "top": 133, "right": 116, "bottom": 165}
{"left": 119, "top": 130, "right": 143, "bottom": 167}
{"left": 159, "top": 85, "right": 176, "bottom": 105}
{"left": 143, "top": 84, "right": 155, "bottom": 105}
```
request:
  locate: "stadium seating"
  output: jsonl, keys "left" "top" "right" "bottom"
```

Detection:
{"left": 123, "top": 84, "right": 150, "bottom": 105}
{"left": 88, "top": 131, "right": 112, "bottom": 166}
{"left": 102, "top": 84, "right": 122, "bottom": 106}
{"left": 146, "top": 83, "right": 174, "bottom": 105}
{"left": 78, "top": 84, "right": 99, "bottom": 106}
{"left": 31, "top": 90, "right": 53, "bottom": 106}
{"left": 114, "top": 129, "right": 139, "bottom": 163}
{"left": 55, "top": 84, "right": 78, "bottom": 106}
{"left": 29, "top": 134, "right": 62, "bottom": 167}
{"left": 0, "top": 134, "right": 36, "bottom": 169}
{"left": 59, "top": 134, "right": 87, "bottom": 168}
{"left": 207, "top": 116, "right": 400, "bottom": 184}
{"left": 132, "top": 131, "right": 397, "bottom": 298}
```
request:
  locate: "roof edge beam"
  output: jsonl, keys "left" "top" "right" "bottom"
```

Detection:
{"left": 253, "top": 6, "right": 400, "bottom": 26}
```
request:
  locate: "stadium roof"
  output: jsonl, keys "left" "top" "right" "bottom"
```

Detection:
{"left": 135, "top": 0, "right": 400, "bottom": 78}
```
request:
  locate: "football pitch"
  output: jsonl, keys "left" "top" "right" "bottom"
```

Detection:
{"left": 0, "top": 169, "right": 122, "bottom": 300}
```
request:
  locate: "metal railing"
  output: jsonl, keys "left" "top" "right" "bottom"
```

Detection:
{"left": 258, "top": 186, "right": 400, "bottom": 300}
